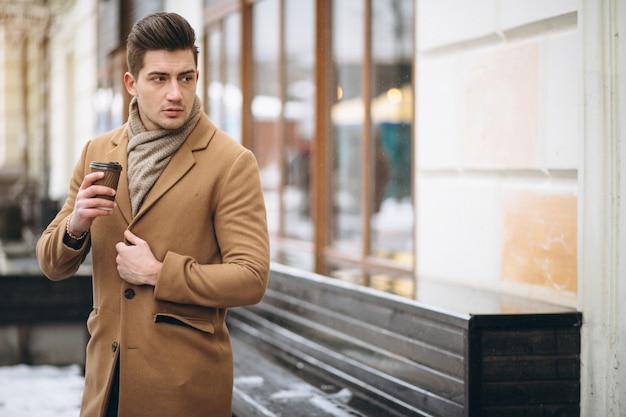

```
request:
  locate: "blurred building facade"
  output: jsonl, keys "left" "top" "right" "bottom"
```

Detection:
{"left": 0, "top": 0, "right": 50, "bottom": 242}
{"left": 0, "top": 0, "right": 624, "bottom": 415}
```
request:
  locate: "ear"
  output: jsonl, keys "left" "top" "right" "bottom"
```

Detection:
{"left": 124, "top": 72, "right": 137, "bottom": 96}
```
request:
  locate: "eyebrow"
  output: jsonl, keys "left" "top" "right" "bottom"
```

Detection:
{"left": 146, "top": 69, "right": 196, "bottom": 77}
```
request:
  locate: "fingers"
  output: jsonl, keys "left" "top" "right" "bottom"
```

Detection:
{"left": 115, "top": 231, "right": 160, "bottom": 287}
{"left": 78, "top": 172, "right": 116, "bottom": 203}
{"left": 116, "top": 233, "right": 138, "bottom": 255}
{"left": 80, "top": 172, "right": 105, "bottom": 190}
{"left": 73, "top": 173, "right": 117, "bottom": 225}
{"left": 80, "top": 173, "right": 116, "bottom": 199}
{"left": 123, "top": 230, "right": 144, "bottom": 246}
{"left": 120, "top": 230, "right": 138, "bottom": 247}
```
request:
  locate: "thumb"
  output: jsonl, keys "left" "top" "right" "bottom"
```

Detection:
{"left": 124, "top": 229, "right": 141, "bottom": 245}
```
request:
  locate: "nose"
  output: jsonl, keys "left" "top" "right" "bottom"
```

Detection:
{"left": 166, "top": 80, "right": 183, "bottom": 101}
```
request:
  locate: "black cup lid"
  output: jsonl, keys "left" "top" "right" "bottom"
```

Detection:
{"left": 89, "top": 161, "right": 122, "bottom": 171}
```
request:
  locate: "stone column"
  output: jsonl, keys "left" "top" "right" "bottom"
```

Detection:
{"left": 580, "top": 0, "right": 626, "bottom": 414}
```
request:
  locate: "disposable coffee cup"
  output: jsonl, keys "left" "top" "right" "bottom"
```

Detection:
{"left": 90, "top": 161, "right": 122, "bottom": 203}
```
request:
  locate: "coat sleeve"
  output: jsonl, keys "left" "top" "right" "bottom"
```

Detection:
{"left": 36, "top": 145, "right": 91, "bottom": 281}
{"left": 153, "top": 149, "right": 270, "bottom": 308}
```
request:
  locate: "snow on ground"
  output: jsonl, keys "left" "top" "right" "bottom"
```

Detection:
{"left": 0, "top": 365, "right": 84, "bottom": 417}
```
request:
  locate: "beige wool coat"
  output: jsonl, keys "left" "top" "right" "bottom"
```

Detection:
{"left": 37, "top": 113, "right": 270, "bottom": 417}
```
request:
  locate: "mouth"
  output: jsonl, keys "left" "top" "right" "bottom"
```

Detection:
{"left": 163, "top": 107, "right": 184, "bottom": 117}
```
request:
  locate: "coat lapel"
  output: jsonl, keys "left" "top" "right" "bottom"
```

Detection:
{"left": 132, "top": 114, "right": 216, "bottom": 223}
{"left": 134, "top": 143, "right": 195, "bottom": 221}
{"left": 106, "top": 127, "right": 133, "bottom": 225}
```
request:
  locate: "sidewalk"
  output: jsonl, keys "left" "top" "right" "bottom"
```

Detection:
{"left": 0, "top": 364, "right": 84, "bottom": 417}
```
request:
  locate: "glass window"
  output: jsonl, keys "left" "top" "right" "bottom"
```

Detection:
{"left": 249, "top": 0, "right": 316, "bottom": 271}
{"left": 206, "top": 28, "right": 222, "bottom": 127}
{"left": 223, "top": 13, "right": 242, "bottom": 141}
{"left": 204, "top": 14, "right": 242, "bottom": 142}
{"left": 283, "top": 0, "right": 315, "bottom": 243}
{"left": 369, "top": 0, "right": 414, "bottom": 266}
{"left": 328, "top": 260, "right": 415, "bottom": 298}
{"left": 252, "top": 0, "right": 281, "bottom": 238}
{"left": 202, "top": 0, "right": 416, "bottom": 298}
{"left": 330, "top": 0, "right": 365, "bottom": 254}
{"left": 326, "top": 0, "right": 415, "bottom": 295}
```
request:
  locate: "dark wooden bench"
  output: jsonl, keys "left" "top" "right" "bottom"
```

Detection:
{"left": 0, "top": 274, "right": 92, "bottom": 364}
{"left": 0, "top": 274, "right": 92, "bottom": 325}
{"left": 228, "top": 263, "right": 582, "bottom": 417}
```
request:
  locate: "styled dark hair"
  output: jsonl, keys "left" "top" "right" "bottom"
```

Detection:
{"left": 126, "top": 12, "right": 199, "bottom": 77}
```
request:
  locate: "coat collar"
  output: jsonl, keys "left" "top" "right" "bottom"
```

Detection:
{"left": 107, "top": 113, "right": 217, "bottom": 225}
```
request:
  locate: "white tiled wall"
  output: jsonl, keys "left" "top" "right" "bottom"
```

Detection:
{"left": 416, "top": 176, "right": 501, "bottom": 288}
{"left": 499, "top": 0, "right": 578, "bottom": 30}
{"left": 415, "top": 1, "right": 579, "bottom": 306}
{"left": 542, "top": 30, "right": 580, "bottom": 169}
{"left": 418, "top": 0, "right": 498, "bottom": 51}
{"left": 417, "top": 55, "right": 463, "bottom": 169}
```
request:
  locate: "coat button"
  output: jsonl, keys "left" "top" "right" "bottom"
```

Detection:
{"left": 124, "top": 288, "right": 135, "bottom": 299}
{"left": 112, "top": 342, "right": 118, "bottom": 352}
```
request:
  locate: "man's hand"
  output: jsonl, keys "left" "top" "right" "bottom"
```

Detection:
{"left": 68, "top": 172, "right": 117, "bottom": 236}
{"left": 115, "top": 230, "right": 162, "bottom": 287}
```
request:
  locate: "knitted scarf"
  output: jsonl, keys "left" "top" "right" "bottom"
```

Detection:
{"left": 127, "top": 95, "right": 201, "bottom": 217}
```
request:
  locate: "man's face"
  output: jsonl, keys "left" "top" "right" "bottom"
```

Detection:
{"left": 124, "top": 49, "right": 198, "bottom": 131}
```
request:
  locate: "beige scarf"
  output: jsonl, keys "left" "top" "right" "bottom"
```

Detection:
{"left": 127, "top": 95, "right": 201, "bottom": 217}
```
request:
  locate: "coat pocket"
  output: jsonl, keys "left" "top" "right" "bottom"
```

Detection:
{"left": 154, "top": 313, "right": 215, "bottom": 334}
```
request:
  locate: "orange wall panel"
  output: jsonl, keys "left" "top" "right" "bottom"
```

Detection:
{"left": 501, "top": 191, "right": 577, "bottom": 294}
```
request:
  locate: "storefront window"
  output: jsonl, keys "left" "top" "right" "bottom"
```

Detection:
{"left": 326, "top": 0, "right": 414, "bottom": 295}
{"left": 223, "top": 13, "right": 242, "bottom": 141}
{"left": 330, "top": 0, "right": 365, "bottom": 253}
{"left": 252, "top": 0, "right": 280, "bottom": 237}
{"left": 283, "top": 0, "right": 315, "bottom": 242}
{"left": 328, "top": 260, "right": 415, "bottom": 298}
{"left": 204, "top": 13, "right": 242, "bottom": 142}
{"left": 206, "top": 28, "right": 222, "bottom": 127}
{"left": 202, "top": 0, "right": 416, "bottom": 298}
{"left": 369, "top": 0, "right": 414, "bottom": 265}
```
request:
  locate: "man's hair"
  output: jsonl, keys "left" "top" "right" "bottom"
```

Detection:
{"left": 126, "top": 12, "right": 199, "bottom": 77}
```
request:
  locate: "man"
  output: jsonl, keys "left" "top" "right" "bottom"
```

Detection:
{"left": 36, "top": 12, "right": 269, "bottom": 417}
